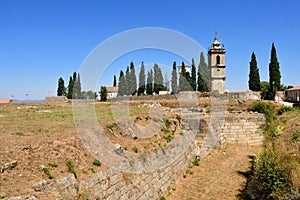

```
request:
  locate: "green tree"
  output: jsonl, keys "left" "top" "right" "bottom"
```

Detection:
{"left": 269, "top": 43, "right": 281, "bottom": 92}
{"left": 82, "top": 90, "right": 97, "bottom": 99}
{"left": 260, "top": 81, "right": 275, "bottom": 100}
{"left": 198, "top": 52, "right": 209, "bottom": 92}
{"left": 73, "top": 73, "right": 82, "bottom": 99}
{"left": 118, "top": 70, "right": 126, "bottom": 96}
{"left": 67, "top": 76, "right": 73, "bottom": 99}
{"left": 248, "top": 52, "right": 261, "bottom": 91}
{"left": 137, "top": 62, "right": 145, "bottom": 95}
{"left": 100, "top": 86, "right": 107, "bottom": 101}
{"left": 125, "top": 66, "right": 130, "bottom": 95}
{"left": 191, "top": 58, "right": 197, "bottom": 91}
{"left": 153, "top": 63, "right": 165, "bottom": 94}
{"left": 179, "top": 61, "right": 191, "bottom": 92}
{"left": 171, "top": 61, "right": 178, "bottom": 94}
{"left": 113, "top": 75, "right": 117, "bottom": 87}
{"left": 57, "top": 77, "right": 66, "bottom": 96}
{"left": 146, "top": 69, "right": 153, "bottom": 95}
{"left": 129, "top": 61, "right": 137, "bottom": 95}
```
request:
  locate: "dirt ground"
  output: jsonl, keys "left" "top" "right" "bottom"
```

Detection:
{"left": 168, "top": 144, "right": 261, "bottom": 200}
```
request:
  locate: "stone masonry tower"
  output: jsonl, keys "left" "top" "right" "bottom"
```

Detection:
{"left": 208, "top": 33, "right": 226, "bottom": 94}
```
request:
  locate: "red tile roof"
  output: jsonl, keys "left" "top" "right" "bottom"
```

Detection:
{"left": 286, "top": 86, "right": 300, "bottom": 91}
{"left": 0, "top": 99, "right": 11, "bottom": 104}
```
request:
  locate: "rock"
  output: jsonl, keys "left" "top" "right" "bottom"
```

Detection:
{"left": 32, "top": 180, "right": 48, "bottom": 192}
{"left": 114, "top": 144, "right": 123, "bottom": 154}
{"left": 0, "top": 193, "right": 6, "bottom": 198}
{"left": 6, "top": 196, "right": 37, "bottom": 200}
{"left": 0, "top": 166, "right": 4, "bottom": 173}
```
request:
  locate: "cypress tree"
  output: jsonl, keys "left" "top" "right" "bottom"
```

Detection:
{"left": 73, "top": 73, "right": 82, "bottom": 99}
{"left": 113, "top": 75, "right": 117, "bottom": 87}
{"left": 248, "top": 52, "right": 261, "bottom": 91}
{"left": 130, "top": 61, "right": 137, "bottom": 95}
{"left": 179, "top": 61, "right": 191, "bottom": 91}
{"left": 153, "top": 63, "right": 164, "bottom": 94}
{"left": 67, "top": 76, "right": 74, "bottom": 99}
{"left": 57, "top": 77, "right": 66, "bottom": 96}
{"left": 198, "top": 52, "right": 209, "bottom": 92}
{"left": 125, "top": 66, "right": 130, "bottom": 95}
{"left": 269, "top": 42, "right": 281, "bottom": 91}
{"left": 138, "top": 62, "right": 145, "bottom": 95}
{"left": 118, "top": 70, "right": 126, "bottom": 96}
{"left": 191, "top": 58, "right": 197, "bottom": 91}
{"left": 100, "top": 86, "right": 107, "bottom": 101}
{"left": 146, "top": 69, "right": 153, "bottom": 95}
{"left": 171, "top": 61, "right": 178, "bottom": 94}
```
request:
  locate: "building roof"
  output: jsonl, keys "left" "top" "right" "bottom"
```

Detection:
{"left": 106, "top": 87, "right": 118, "bottom": 93}
{"left": 0, "top": 99, "right": 11, "bottom": 104}
{"left": 286, "top": 86, "right": 300, "bottom": 91}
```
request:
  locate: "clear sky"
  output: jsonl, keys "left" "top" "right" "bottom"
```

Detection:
{"left": 1, "top": 0, "right": 299, "bottom": 100}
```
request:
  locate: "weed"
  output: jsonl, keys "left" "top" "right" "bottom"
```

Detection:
{"left": 164, "top": 134, "right": 174, "bottom": 143}
{"left": 161, "top": 126, "right": 169, "bottom": 134}
{"left": 291, "top": 132, "right": 300, "bottom": 142}
{"left": 48, "top": 162, "right": 58, "bottom": 168}
{"left": 165, "top": 118, "right": 171, "bottom": 128}
{"left": 66, "top": 160, "right": 77, "bottom": 179}
{"left": 16, "top": 132, "right": 24, "bottom": 136}
{"left": 278, "top": 106, "right": 293, "bottom": 115}
{"left": 42, "top": 167, "right": 54, "bottom": 179}
{"left": 160, "top": 196, "right": 166, "bottom": 200}
{"left": 93, "top": 159, "right": 101, "bottom": 166}
{"left": 193, "top": 158, "right": 200, "bottom": 166}
{"left": 132, "top": 146, "right": 139, "bottom": 153}
{"left": 90, "top": 168, "right": 95, "bottom": 173}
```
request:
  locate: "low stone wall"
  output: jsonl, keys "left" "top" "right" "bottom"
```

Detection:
{"left": 220, "top": 112, "right": 265, "bottom": 146}
{"left": 27, "top": 141, "right": 196, "bottom": 200}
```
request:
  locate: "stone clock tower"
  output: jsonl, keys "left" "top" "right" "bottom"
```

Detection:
{"left": 208, "top": 33, "right": 226, "bottom": 94}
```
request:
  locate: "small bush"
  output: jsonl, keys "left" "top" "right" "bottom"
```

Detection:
{"left": 278, "top": 106, "right": 293, "bottom": 115}
{"left": 193, "top": 158, "right": 200, "bottom": 166}
{"left": 66, "top": 160, "right": 77, "bottom": 179}
{"left": 42, "top": 167, "right": 54, "bottom": 179}
{"left": 161, "top": 126, "right": 169, "bottom": 134}
{"left": 160, "top": 196, "right": 166, "bottom": 200}
{"left": 90, "top": 167, "right": 96, "bottom": 173}
{"left": 164, "top": 134, "right": 174, "bottom": 143}
{"left": 132, "top": 146, "right": 139, "bottom": 153}
{"left": 291, "top": 132, "right": 300, "bottom": 142}
{"left": 16, "top": 132, "right": 24, "bottom": 136}
{"left": 48, "top": 162, "right": 58, "bottom": 168}
{"left": 165, "top": 118, "right": 171, "bottom": 128}
{"left": 93, "top": 159, "right": 101, "bottom": 166}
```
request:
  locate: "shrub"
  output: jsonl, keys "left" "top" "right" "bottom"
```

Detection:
{"left": 161, "top": 126, "right": 169, "bottom": 134}
{"left": 66, "top": 160, "right": 77, "bottom": 179}
{"left": 16, "top": 132, "right": 24, "bottom": 136}
{"left": 277, "top": 106, "right": 293, "bottom": 115}
{"left": 291, "top": 132, "right": 300, "bottom": 142}
{"left": 165, "top": 118, "right": 171, "bottom": 128}
{"left": 48, "top": 162, "right": 58, "bottom": 168}
{"left": 193, "top": 158, "right": 200, "bottom": 166}
{"left": 132, "top": 146, "right": 139, "bottom": 153}
{"left": 160, "top": 196, "right": 166, "bottom": 200}
{"left": 164, "top": 134, "right": 174, "bottom": 143}
{"left": 42, "top": 167, "right": 54, "bottom": 179}
{"left": 93, "top": 159, "right": 101, "bottom": 166}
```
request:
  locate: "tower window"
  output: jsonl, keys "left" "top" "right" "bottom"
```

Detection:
{"left": 216, "top": 55, "right": 220, "bottom": 65}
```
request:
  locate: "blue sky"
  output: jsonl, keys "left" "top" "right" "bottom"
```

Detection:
{"left": 0, "top": 0, "right": 299, "bottom": 99}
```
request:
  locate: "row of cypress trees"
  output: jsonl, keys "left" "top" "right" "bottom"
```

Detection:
{"left": 57, "top": 72, "right": 81, "bottom": 99}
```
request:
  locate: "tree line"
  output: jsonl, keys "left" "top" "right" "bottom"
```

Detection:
{"left": 248, "top": 43, "right": 290, "bottom": 100}
{"left": 117, "top": 52, "right": 210, "bottom": 96}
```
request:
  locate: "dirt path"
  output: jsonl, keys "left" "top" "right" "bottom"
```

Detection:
{"left": 168, "top": 144, "right": 260, "bottom": 200}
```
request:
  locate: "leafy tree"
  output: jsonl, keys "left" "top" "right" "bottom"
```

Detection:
{"left": 81, "top": 90, "right": 97, "bottom": 99}
{"left": 269, "top": 43, "right": 281, "bottom": 92}
{"left": 137, "top": 62, "right": 145, "bottom": 95}
{"left": 67, "top": 76, "right": 73, "bottom": 99}
{"left": 190, "top": 58, "right": 197, "bottom": 91}
{"left": 179, "top": 61, "right": 191, "bottom": 91}
{"left": 100, "top": 86, "right": 107, "bottom": 101}
{"left": 146, "top": 69, "right": 153, "bottom": 95}
{"left": 153, "top": 63, "right": 165, "bottom": 94}
{"left": 57, "top": 77, "right": 66, "bottom": 96}
{"left": 248, "top": 52, "right": 261, "bottom": 91}
{"left": 118, "top": 70, "right": 126, "bottom": 96}
{"left": 260, "top": 81, "right": 275, "bottom": 100}
{"left": 113, "top": 75, "right": 117, "bottom": 87}
{"left": 171, "top": 61, "right": 178, "bottom": 94}
{"left": 73, "top": 73, "right": 82, "bottom": 99}
{"left": 198, "top": 52, "right": 209, "bottom": 92}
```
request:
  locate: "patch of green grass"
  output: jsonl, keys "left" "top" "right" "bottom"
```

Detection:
{"left": 164, "top": 134, "right": 174, "bottom": 143}
{"left": 16, "top": 132, "right": 24, "bottom": 136}
{"left": 90, "top": 167, "right": 96, "bottom": 173}
{"left": 160, "top": 196, "right": 166, "bottom": 200}
{"left": 42, "top": 167, "right": 54, "bottom": 179}
{"left": 165, "top": 118, "right": 171, "bottom": 128}
{"left": 92, "top": 159, "right": 101, "bottom": 166}
{"left": 161, "top": 126, "right": 169, "bottom": 134}
{"left": 66, "top": 160, "right": 77, "bottom": 179}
